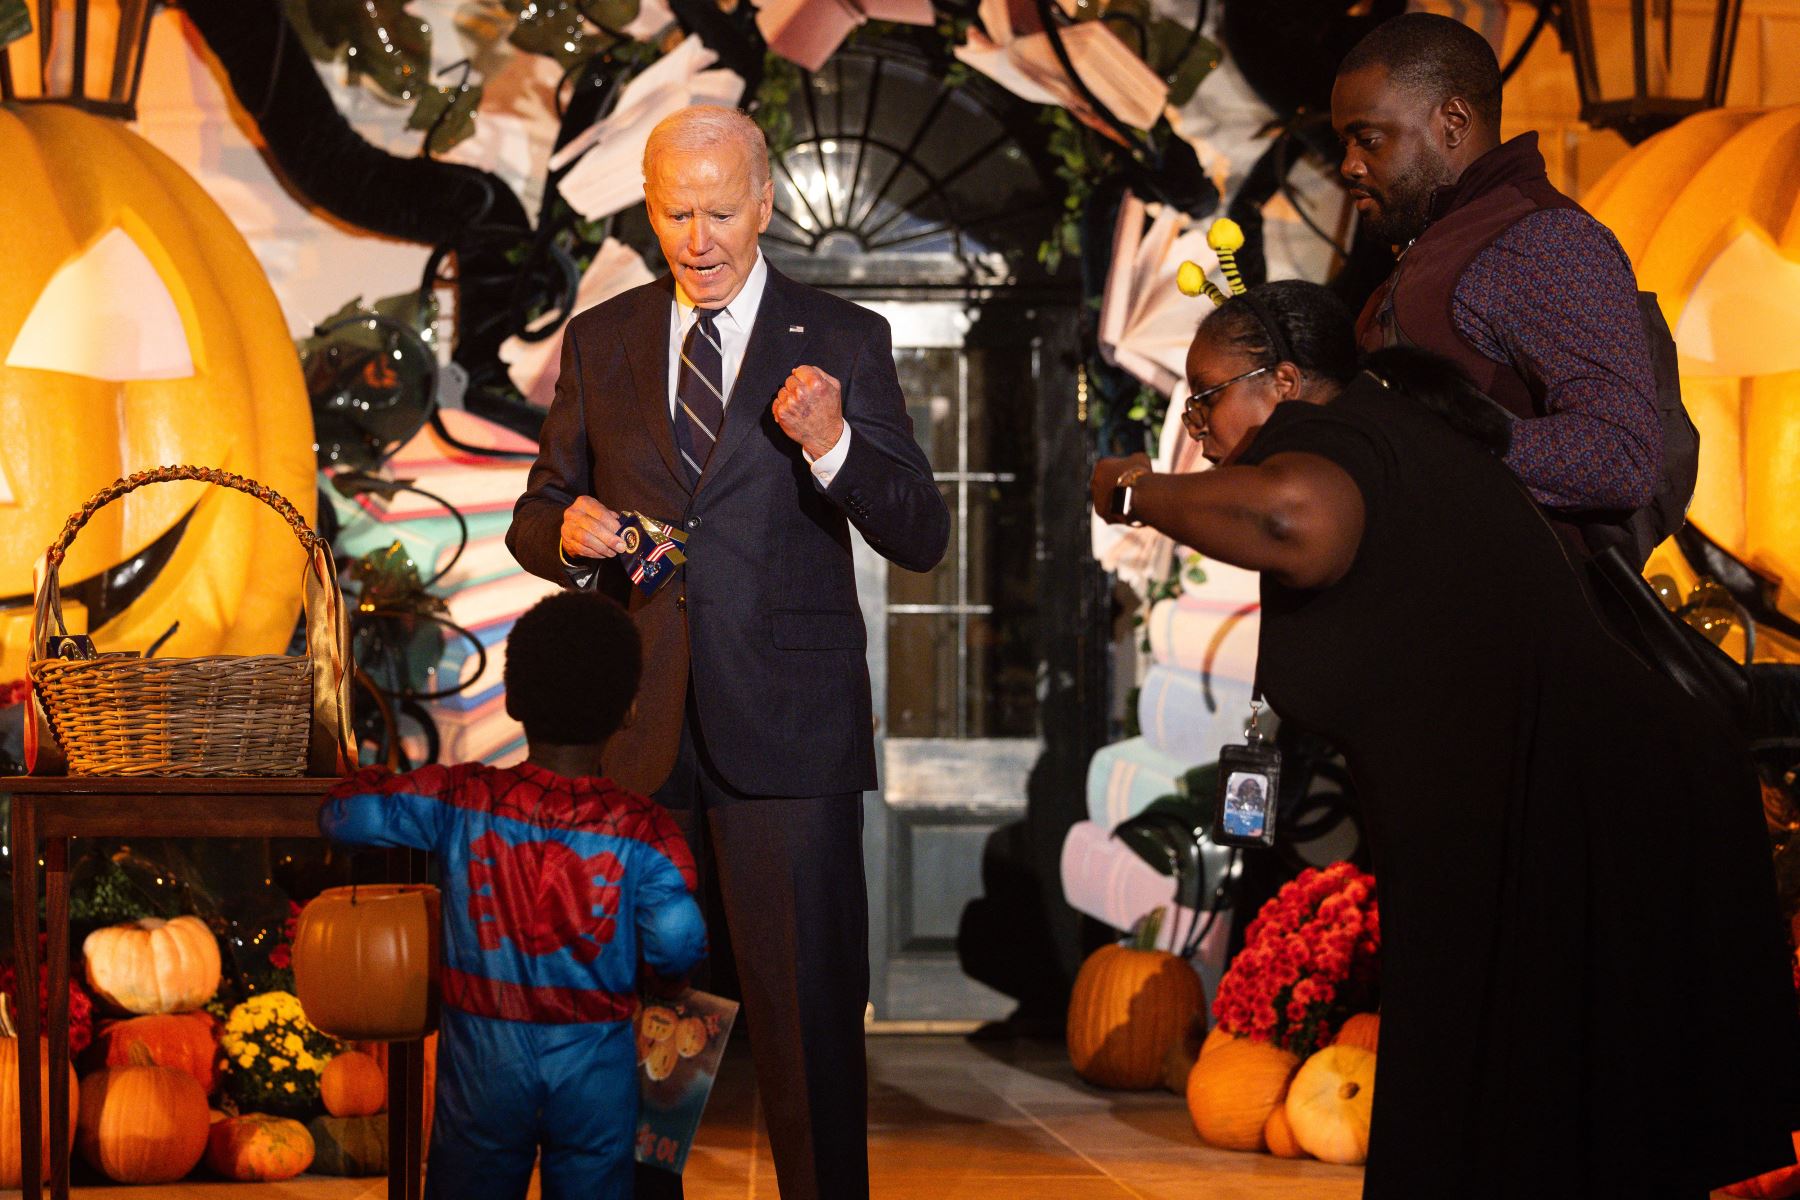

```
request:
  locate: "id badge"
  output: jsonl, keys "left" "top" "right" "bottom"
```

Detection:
{"left": 1211, "top": 737, "right": 1280, "bottom": 849}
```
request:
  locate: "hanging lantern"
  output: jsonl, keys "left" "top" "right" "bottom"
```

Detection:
{"left": 1561, "top": 0, "right": 1745, "bottom": 143}
{"left": 292, "top": 885, "right": 441, "bottom": 1042}
{"left": 0, "top": 0, "right": 160, "bottom": 118}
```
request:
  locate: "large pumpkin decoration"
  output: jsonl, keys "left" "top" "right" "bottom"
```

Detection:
{"left": 1067, "top": 909, "right": 1207, "bottom": 1090}
{"left": 205, "top": 1113, "right": 316, "bottom": 1181}
{"left": 0, "top": 996, "right": 79, "bottom": 1188}
{"left": 76, "top": 1042, "right": 211, "bottom": 1183}
{"left": 1584, "top": 106, "right": 1800, "bottom": 625}
{"left": 0, "top": 104, "right": 314, "bottom": 678}
{"left": 1185, "top": 1032, "right": 1300, "bottom": 1152}
{"left": 322, "top": 1049, "right": 388, "bottom": 1117}
{"left": 1284, "top": 1044, "right": 1376, "bottom": 1165}
{"left": 293, "top": 884, "right": 442, "bottom": 1041}
{"left": 83, "top": 915, "right": 221, "bottom": 1014}
{"left": 91, "top": 1011, "right": 219, "bottom": 1094}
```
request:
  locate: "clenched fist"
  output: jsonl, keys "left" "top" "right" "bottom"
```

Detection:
{"left": 561, "top": 495, "right": 629, "bottom": 560}
{"left": 773, "top": 365, "right": 846, "bottom": 459}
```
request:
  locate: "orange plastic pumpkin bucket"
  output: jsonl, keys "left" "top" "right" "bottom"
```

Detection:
{"left": 292, "top": 885, "right": 441, "bottom": 1041}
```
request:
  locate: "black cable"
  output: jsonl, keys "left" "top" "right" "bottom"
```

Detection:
{"left": 1499, "top": 0, "right": 1554, "bottom": 85}
{"left": 1181, "top": 848, "right": 1238, "bottom": 960}
{"left": 1032, "top": 0, "right": 1155, "bottom": 161}
{"left": 428, "top": 411, "right": 538, "bottom": 461}
{"left": 352, "top": 609, "right": 489, "bottom": 701}
{"left": 419, "top": 59, "right": 475, "bottom": 161}
{"left": 1275, "top": 121, "right": 1352, "bottom": 258}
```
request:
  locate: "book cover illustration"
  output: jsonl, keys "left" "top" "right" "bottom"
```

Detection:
{"left": 634, "top": 989, "right": 740, "bottom": 1174}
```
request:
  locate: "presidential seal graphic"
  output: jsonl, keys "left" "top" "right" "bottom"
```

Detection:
{"left": 621, "top": 526, "right": 642, "bottom": 554}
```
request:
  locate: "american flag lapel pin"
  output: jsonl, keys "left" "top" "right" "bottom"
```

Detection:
{"left": 788, "top": 324, "right": 805, "bottom": 333}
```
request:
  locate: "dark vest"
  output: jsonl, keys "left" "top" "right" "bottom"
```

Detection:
{"left": 1354, "top": 133, "right": 1585, "bottom": 421}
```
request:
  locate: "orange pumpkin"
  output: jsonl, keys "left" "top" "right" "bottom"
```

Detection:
{"left": 76, "top": 1042, "right": 210, "bottom": 1183}
{"left": 92, "top": 1012, "right": 218, "bottom": 1095}
{"left": 83, "top": 915, "right": 221, "bottom": 1014}
{"left": 322, "top": 1050, "right": 388, "bottom": 1117}
{"left": 293, "top": 885, "right": 441, "bottom": 1041}
{"left": 1184, "top": 1032, "right": 1300, "bottom": 1152}
{"left": 1332, "top": 1012, "right": 1380, "bottom": 1055}
{"left": 0, "top": 104, "right": 314, "bottom": 679}
{"left": 205, "top": 1113, "right": 315, "bottom": 1182}
{"left": 1067, "top": 910, "right": 1207, "bottom": 1090}
{"left": 1263, "top": 1101, "right": 1307, "bottom": 1159}
{"left": 1284, "top": 1044, "right": 1376, "bottom": 1165}
{"left": 0, "top": 996, "right": 79, "bottom": 1188}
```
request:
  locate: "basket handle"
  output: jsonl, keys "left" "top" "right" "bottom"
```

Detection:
{"left": 28, "top": 465, "right": 354, "bottom": 775}
{"left": 32, "top": 465, "right": 322, "bottom": 647}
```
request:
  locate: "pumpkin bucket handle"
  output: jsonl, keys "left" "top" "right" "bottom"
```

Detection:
{"left": 28, "top": 465, "right": 353, "bottom": 776}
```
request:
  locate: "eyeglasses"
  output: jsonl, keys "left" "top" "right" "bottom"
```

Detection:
{"left": 1182, "top": 365, "right": 1272, "bottom": 434}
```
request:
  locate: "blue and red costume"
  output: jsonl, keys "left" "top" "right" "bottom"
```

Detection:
{"left": 321, "top": 761, "right": 706, "bottom": 1200}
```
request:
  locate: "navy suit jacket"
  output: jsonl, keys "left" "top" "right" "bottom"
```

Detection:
{"left": 507, "top": 265, "right": 949, "bottom": 797}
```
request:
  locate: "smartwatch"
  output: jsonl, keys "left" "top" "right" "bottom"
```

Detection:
{"left": 1111, "top": 466, "right": 1151, "bottom": 526}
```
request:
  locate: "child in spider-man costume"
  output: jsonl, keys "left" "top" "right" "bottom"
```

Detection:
{"left": 321, "top": 591, "right": 706, "bottom": 1200}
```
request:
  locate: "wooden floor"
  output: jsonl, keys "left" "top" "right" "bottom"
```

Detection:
{"left": 18, "top": 1033, "right": 1765, "bottom": 1197}
{"left": 7, "top": 1036, "right": 1364, "bottom": 1199}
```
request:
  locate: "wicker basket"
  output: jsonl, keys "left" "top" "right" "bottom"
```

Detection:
{"left": 27, "top": 466, "right": 352, "bottom": 777}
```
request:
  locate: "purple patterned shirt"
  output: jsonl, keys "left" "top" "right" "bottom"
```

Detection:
{"left": 1451, "top": 208, "right": 1662, "bottom": 511}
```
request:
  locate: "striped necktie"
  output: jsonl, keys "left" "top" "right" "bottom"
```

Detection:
{"left": 675, "top": 308, "right": 725, "bottom": 483}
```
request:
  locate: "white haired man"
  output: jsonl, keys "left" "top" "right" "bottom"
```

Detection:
{"left": 508, "top": 104, "right": 949, "bottom": 1199}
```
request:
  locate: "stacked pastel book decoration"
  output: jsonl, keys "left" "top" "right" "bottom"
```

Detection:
{"left": 1062, "top": 221, "right": 1266, "bottom": 994}
{"left": 325, "top": 409, "right": 560, "bottom": 764}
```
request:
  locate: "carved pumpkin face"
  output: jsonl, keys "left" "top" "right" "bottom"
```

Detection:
{"left": 0, "top": 104, "right": 314, "bottom": 677}
{"left": 1586, "top": 106, "right": 1800, "bottom": 616}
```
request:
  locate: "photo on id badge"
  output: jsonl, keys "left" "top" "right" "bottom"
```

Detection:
{"left": 1222, "top": 770, "right": 1270, "bottom": 839}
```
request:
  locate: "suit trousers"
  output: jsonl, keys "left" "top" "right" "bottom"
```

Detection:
{"left": 634, "top": 693, "right": 871, "bottom": 1200}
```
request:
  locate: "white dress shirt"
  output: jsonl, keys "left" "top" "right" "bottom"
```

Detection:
{"left": 667, "top": 251, "right": 852, "bottom": 487}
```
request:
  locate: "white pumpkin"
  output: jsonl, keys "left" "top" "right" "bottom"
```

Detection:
{"left": 83, "top": 916, "right": 221, "bottom": 1014}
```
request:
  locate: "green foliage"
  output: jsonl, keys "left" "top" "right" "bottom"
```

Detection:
{"left": 508, "top": 0, "right": 614, "bottom": 69}
{"left": 1155, "top": 23, "right": 1221, "bottom": 108}
{"left": 1132, "top": 553, "right": 1186, "bottom": 654}
{"left": 289, "top": 0, "right": 432, "bottom": 101}
{"left": 409, "top": 78, "right": 484, "bottom": 155}
{"left": 0, "top": 0, "right": 29, "bottom": 51}
{"left": 349, "top": 542, "right": 448, "bottom": 617}
{"left": 69, "top": 856, "right": 172, "bottom": 924}
{"left": 753, "top": 53, "right": 802, "bottom": 160}
{"left": 1039, "top": 108, "right": 1106, "bottom": 274}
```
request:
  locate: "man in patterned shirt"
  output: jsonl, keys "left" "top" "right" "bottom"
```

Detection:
{"left": 321, "top": 591, "right": 706, "bottom": 1200}
{"left": 1332, "top": 12, "right": 1664, "bottom": 553}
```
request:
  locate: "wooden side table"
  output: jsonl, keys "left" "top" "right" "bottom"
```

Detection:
{"left": 4, "top": 776, "right": 427, "bottom": 1200}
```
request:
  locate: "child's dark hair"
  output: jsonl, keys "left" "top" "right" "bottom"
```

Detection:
{"left": 503, "top": 591, "right": 642, "bottom": 744}
{"left": 1200, "top": 280, "right": 1359, "bottom": 385}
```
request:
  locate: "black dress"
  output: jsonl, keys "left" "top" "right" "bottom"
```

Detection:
{"left": 1236, "top": 377, "right": 1800, "bottom": 1198}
